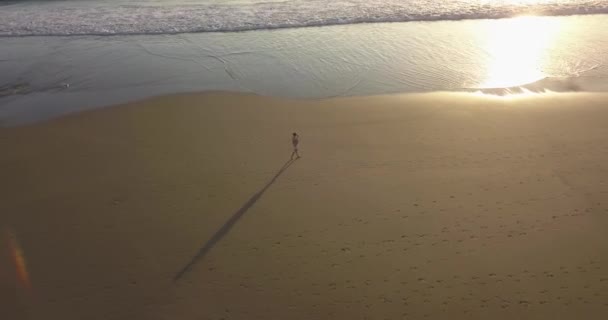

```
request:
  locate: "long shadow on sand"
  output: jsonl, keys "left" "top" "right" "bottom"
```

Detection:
{"left": 174, "top": 158, "right": 298, "bottom": 281}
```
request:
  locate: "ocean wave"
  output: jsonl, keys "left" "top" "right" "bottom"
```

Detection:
{"left": 1, "top": 0, "right": 608, "bottom": 37}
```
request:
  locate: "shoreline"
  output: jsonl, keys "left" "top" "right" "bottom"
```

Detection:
{"left": 3, "top": 88, "right": 608, "bottom": 128}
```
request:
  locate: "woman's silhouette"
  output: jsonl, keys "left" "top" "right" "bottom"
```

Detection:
{"left": 291, "top": 132, "right": 300, "bottom": 160}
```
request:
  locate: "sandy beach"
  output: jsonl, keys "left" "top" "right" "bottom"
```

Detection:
{"left": 2, "top": 91, "right": 608, "bottom": 319}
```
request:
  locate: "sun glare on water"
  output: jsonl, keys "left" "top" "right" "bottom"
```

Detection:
{"left": 480, "top": 16, "right": 563, "bottom": 89}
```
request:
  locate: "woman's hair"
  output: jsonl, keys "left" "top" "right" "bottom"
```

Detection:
{"left": 293, "top": 132, "right": 297, "bottom": 136}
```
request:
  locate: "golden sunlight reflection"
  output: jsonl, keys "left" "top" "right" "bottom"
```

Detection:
{"left": 480, "top": 16, "right": 563, "bottom": 88}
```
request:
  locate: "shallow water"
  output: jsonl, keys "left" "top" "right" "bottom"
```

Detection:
{"left": 1, "top": 14, "right": 607, "bottom": 125}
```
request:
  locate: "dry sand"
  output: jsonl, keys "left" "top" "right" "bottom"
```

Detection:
{"left": 1, "top": 91, "right": 608, "bottom": 319}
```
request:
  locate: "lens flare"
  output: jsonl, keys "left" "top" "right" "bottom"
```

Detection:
{"left": 3, "top": 230, "right": 31, "bottom": 290}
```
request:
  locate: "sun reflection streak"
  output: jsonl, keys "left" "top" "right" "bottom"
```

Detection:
{"left": 480, "top": 16, "right": 563, "bottom": 88}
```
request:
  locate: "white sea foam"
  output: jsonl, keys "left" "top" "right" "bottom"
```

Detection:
{"left": 1, "top": 0, "right": 608, "bottom": 36}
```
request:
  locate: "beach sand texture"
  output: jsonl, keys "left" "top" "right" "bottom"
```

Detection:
{"left": 2, "top": 92, "right": 608, "bottom": 319}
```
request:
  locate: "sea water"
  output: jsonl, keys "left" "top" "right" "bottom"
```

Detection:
{"left": 1, "top": 1, "right": 608, "bottom": 125}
